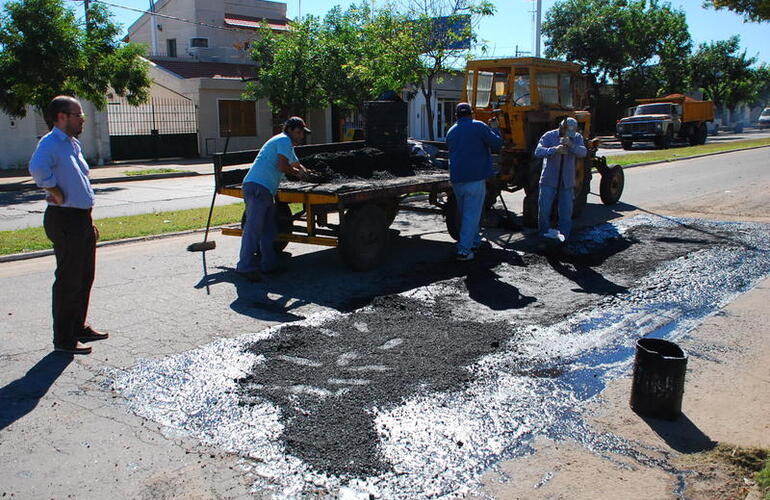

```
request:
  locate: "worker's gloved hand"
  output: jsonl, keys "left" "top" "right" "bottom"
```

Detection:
{"left": 555, "top": 144, "right": 567, "bottom": 155}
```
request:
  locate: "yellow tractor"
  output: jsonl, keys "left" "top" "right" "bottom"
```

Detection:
{"left": 461, "top": 57, "right": 624, "bottom": 227}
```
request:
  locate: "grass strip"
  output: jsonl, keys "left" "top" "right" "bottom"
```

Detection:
{"left": 124, "top": 168, "right": 186, "bottom": 176}
{"left": 612, "top": 137, "right": 770, "bottom": 167}
{"left": 0, "top": 203, "right": 245, "bottom": 255}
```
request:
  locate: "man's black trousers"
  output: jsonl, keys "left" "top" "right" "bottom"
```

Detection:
{"left": 44, "top": 206, "right": 96, "bottom": 349}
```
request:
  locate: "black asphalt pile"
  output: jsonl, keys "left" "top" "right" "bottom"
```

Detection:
{"left": 297, "top": 147, "right": 436, "bottom": 184}
{"left": 236, "top": 294, "right": 510, "bottom": 477}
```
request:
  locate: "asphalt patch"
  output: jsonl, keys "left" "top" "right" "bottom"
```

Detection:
{"left": 298, "top": 147, "right": 437, "bottom": 183}
{"left": 237, "top": 294, "right": 509, "bottom": 477}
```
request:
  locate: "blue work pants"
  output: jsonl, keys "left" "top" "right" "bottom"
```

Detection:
{"left": 237, "top": 182, "right": 278, "bottom": 273}
{"left": 452, "top": 179, "right": 486, "bottom": 255}
{"left": 538, "top": 184, "right": 574, "bottom": 239}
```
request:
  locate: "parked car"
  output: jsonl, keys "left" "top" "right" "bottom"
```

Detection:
{"left": 759, "top": 107, "right": 770, "bottom": 129}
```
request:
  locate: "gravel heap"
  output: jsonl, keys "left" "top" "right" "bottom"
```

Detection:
{"left": 295, "top": 147, "right": 437, "bottom": 184}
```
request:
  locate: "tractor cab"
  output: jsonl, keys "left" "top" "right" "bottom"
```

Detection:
{"left": 462, "top": 57, "right": 591, "bottom": 152}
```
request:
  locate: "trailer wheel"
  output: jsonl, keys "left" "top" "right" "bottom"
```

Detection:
{"left": 339, "top": 204, "right": 389, "bottom": 271}
{"left": 240, "top": 202, "right": 292, "bottom": 252}
{"left": 443, "top": 191, "right": 460, "bottom": 241}
{"left": 599, "top": 165, "right": 624, "bottom": 205}
{"left": 572, "top": 160, "right": 592, "bottom": 218}
{"left": 621, "top": 140, "right": 633, "bottom": 150}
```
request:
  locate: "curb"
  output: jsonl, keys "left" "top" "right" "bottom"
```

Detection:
{"left": 0, "top": 225, "right": 230, "bottom": 264}
{"left": 0, "top": 170, "right": 210, "bottom": 192}
{"left": 610, "top": 143, "right": 770, "bottom": 170}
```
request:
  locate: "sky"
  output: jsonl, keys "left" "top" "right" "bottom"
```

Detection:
{"left": 4, "top": 0, "right": 768, "bottom": 64}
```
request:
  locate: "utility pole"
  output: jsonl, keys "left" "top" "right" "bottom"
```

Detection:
{"left": 535, "top": 0, "right": 542, "bottom": 58}
{"left": 149, "top": 0, "right": 159, "bottom": 56}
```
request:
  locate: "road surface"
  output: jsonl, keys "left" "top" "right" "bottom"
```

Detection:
{"left": 1, "top": 147, "right": 768, "bottom": 498}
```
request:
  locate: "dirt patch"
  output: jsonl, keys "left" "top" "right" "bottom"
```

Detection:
{"left": 675, "top": 444, "right": 769, "bottom": 500}
{"left": 297, "top": 147, "right": 437, "bottom": 184}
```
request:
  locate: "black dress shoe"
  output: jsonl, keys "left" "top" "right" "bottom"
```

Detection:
{"left": 79, "top": 326, "right": 109, "bottom": 342}
{"left": 54, "top": 342, "right": 92, "bottom": 355}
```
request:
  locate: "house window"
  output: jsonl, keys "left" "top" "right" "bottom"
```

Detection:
{"left": 218, "top": 100, "right": 257, "bottom": 137}
{"left": 166, "top": 38, "right": 177, "bottom": 57}
{"left": 190, "top": 38, "right": 209, "bottom": 48}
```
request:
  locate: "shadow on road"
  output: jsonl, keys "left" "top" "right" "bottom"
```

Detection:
{"left": 642, "top": 413, "right": 717, "bottom": 453}
{"left": 0, "top": 352, "right": 73, "bottom": 430}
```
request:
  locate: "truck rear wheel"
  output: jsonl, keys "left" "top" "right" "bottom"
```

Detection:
{"left": 621, "top": 140, "right": 633, "bottom": 150}
{"left": 696, "top": 122, "right": 708, "bottom": 145}
{"left": 599, "top": 165, "right": 624, "bottom": 205}
{"left": 339, "top": 204, "right": 390, "bottom": 271}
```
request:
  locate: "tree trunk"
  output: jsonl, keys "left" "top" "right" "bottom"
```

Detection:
{"left": 421, "top": 78, "right": 435, "bottom": 141}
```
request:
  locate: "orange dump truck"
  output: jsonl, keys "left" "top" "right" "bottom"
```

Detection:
{"left": 616, "top": 94, "right": 715, "bottom": 149}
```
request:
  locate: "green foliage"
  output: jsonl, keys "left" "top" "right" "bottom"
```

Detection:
{"left": 0, "top": 0, "right": 150, "bottom": 118}
{"left": 244, "top": 17, "right": 327, "bottom": 118}
{"left": 690, "top": 35, "right": 764, "bottom": 110}
{"left": 703, "top": 0, "right": 770, "bottom": 22}
{"left": 543, "top": 0, "right": 692, "bottom": 99}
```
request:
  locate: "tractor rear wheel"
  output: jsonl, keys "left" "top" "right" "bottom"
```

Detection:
{"left": 572, "top": 160, "right": 592, "bottom": 218}
{"left": 599, "top": 165, "right": 624, "bottom": 205}
{"left": 522, "top": 158, "right": 543, "bottom": 228}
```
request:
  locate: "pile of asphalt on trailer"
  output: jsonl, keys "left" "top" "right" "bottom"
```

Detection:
{"left": 298, "top": 146, "right": 435, "bottom": 183}
{"left": 296, "top": 99, "right": 438, "bottom": 184}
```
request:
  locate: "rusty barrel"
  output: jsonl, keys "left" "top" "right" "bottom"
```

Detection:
{"left": 630, "top": 338, "right": 687, "bottom": 420}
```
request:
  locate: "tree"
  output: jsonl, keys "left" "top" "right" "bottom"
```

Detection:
{"left": 0, "top": 0, "right": 150, "bottom": 119}
{"left": 543, "top": 0, "right": 692, "bottom": 106}
{"left": 246, "top": 5, "right": 426, "bottom": 124}
{"left": 400, "top": 0, "right": 496, "bottom": 140}
{"left": 244, "top": 16, "right": 327, "bottom": 120}
{"left": 690, "top": 36, "right": 763, "bottom": 119}
{"left": 702, "top": 0, "right": 770, "bottom": 22}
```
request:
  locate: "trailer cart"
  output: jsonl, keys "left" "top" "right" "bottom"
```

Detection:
{"left": 213, "top": 141, "right": 453, "bottom": 271}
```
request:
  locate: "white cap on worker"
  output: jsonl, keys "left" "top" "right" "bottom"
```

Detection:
{"left": 561, "top": 117, "right": 578, "bottom": 138}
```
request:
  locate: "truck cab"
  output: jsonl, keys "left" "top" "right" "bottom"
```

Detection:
{"left": 617, "top": 94, "right": 713, "bottom": 149}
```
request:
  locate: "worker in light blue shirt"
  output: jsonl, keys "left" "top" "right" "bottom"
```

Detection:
{"left": 27, "top": 96, "right": 109, "bottom": 355}
{"left": 534, "top": 117, "right": 587, "bottom": 242}
{"left": 236, "top": 117, "right": 310, "bottom": 281}
{"left": 445, "top": 102, "right": 502, "bottom": 261}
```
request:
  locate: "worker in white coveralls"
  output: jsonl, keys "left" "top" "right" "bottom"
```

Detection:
{"left": 534, "top": 117, "right": 587, "bottom": 243}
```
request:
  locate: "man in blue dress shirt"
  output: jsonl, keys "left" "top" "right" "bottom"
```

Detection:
{"left": 446, "top": 102, "right": 502, "bottom": 261}
{"left": 534, "top": 117, "right": 587, "bottom": 243}
{"left": 29, "top": 95, "right": 109, "bottom": 355}
{"left": 236, "top": 117, "right": 310, "bottom": 281}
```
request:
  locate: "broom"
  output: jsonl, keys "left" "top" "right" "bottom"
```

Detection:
{"left": 187, "top": 134, "right": 231, "bottom": 252}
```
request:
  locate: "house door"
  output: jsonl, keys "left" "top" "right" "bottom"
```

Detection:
{"left": 107, "top": 97, "right": 199, "bottom": 161}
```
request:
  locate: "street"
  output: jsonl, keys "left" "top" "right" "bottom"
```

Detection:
{"left": 1, "top": 147, "right": 769, "bottom": 498}
{"left": 597, "top": 127, "right": 770, "bottom": 156}
{"left": 0, "top": 175, "right": 240, "bottom": 232}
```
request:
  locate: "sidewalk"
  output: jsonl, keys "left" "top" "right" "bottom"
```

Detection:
{"left": 0, "top": 157, "right": 215, "bottom": 192}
